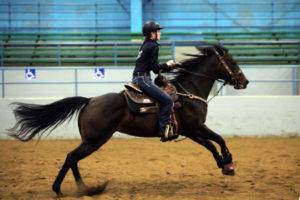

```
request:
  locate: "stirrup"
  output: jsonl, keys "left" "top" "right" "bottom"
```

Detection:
{"left": 161, "top": 125, "right": 178, "bottom": 142}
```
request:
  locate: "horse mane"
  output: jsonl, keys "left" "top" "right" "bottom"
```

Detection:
{"left": 167, "top": 44, "right": 228, "bottom": 82}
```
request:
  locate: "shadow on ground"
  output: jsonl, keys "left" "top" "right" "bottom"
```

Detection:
{"left": 76, "top": 181, "right": 109, "bottom": 197}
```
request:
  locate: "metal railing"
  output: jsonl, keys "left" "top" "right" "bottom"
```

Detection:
{"left": 0, "top": 42, "right": 174, "bottom": 67}
{"left": 1, "top": 40, "right": 300, "bottom": 67}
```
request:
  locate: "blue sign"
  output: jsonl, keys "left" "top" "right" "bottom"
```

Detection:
{"left": 94, "top": 68, "right": 105, "bottom": 79}
{"left": 25, "top": 69, "right": 36, "bottom": 80}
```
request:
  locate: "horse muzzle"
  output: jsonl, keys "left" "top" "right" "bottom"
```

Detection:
{"left": 234, "top": 79, "right": 249, "bottom": 89}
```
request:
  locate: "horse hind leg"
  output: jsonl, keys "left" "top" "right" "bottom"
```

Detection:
{"left": 71, "top": 163, "right": 85, "bottom": 189}
{"left": 52, "top": 141, "right": 102, "bottom": 195}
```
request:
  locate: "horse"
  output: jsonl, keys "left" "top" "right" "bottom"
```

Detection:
{"left": 8, "top": 45, "right": 249, "bottom": 196}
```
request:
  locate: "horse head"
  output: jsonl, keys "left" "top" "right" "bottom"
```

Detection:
{"left": 212, "top": 45, "right": 249, "bottom": 89}
{"left": 175, "top": 45, "right": 248, "bottom": 90}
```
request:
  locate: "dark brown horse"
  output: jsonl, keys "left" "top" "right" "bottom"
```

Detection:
{"left": 8, "top": 45, "right": 248, "bottom": 195}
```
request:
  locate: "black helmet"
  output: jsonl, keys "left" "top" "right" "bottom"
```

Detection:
{"left": 142, "top": 21, "right": 163, "bottom": 37}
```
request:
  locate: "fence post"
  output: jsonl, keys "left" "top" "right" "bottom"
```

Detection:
{"left": 271, "top": 1, "right": 274, "bottom": 31}
{"left": 296, "top": 44, "right": 300, "bottom": 95}
{"left": 292, "top": 67, "right": 296, "bottom": 95}
{"left": 57, "top": 44, "right": 61, "bottom": 66}
{"left": 114, "top": 43, "right": 118, "bottom": 66}
{"left": 1, "top": 68, "right": 4, "bottom": 98}
{"left": 214, "top": 3, "right": 217, "bottom": 32}
{"left": 38, "top": 1, "right": 41, "bottom": 32}
{"left": 171, "top": 41, "right": 175, "bottom": 61}
{"left": 1, "top": 44, "right": 4, "bottom": 98}
{"left": 74, "top": 68, "right": 78, "bottom": 96}
{"left": 95, "top": 3, "right": 98, "bottom": 32}
{"left": 1, "top": 44, "right": 3, "bottom": 68}
{"left": 8, "top": 2, "right": 11, "bottom": 32}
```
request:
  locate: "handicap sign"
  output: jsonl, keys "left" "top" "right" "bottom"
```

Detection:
{"left": 94, "top": 68, "right": 105, "bottom": 79}
{"left": 25, "top": 69, "right": 36, "bottom": 80}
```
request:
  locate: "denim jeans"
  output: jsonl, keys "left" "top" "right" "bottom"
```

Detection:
{"left": 132, "top": 76, "right": 173, "bottom": 135}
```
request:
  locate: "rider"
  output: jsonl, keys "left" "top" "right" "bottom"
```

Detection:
{"left": 132, "top": 21, "right": 179, "bottom": 142}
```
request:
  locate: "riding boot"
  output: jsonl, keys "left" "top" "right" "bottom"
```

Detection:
{"left": 160, "top": 125, "right": 179, "bottom": 142}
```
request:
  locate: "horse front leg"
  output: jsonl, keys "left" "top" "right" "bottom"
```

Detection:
{"left": 191, "top": 124, "right": 235, "bottom": 175}
{"left": 188, "top": 135, "right": 224, "bottom": 169}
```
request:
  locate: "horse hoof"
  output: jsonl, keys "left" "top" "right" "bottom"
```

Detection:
{"left": 52, "top": 185, "right": 64, "bottom": 196}
{"left": 222, "top": 163, "right": 235, "bottom": 176}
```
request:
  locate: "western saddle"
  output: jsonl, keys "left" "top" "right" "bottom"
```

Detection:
{"left": 123, "top": 75, "right": 181, "bottom": 135}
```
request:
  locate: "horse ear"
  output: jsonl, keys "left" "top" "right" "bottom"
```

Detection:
{"left": 214, "top": 45, "right": 227, "bottom": 56}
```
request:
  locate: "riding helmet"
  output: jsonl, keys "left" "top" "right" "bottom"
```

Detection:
{"left": 142, "top": 21, "right": 163, "bottom": 36}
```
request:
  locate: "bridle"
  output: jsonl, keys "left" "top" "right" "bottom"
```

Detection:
{"left": 175, "top": 49, "right": 241, "bottom": 83}
{"left": 213, "top": 49, "right": 243, "bottom": 86}
{"left": 175, "top": 48, "right": 240, "bottom": 104}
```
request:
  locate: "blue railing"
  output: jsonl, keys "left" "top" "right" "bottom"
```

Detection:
{"left": 0, "top": 42, "right": 174, "bottom": 67}
{"left": 1, "top": 1, "right": 300, "bottom": 32}
{"left": 1, "top": 65, "right": 299, "bottom": 98}
{"left": 1, "top": 40, "right": 300, "bottom": 67}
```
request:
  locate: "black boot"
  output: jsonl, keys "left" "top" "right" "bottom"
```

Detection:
{"left": 160, "top": 125, "right": 179, "bottom": 142}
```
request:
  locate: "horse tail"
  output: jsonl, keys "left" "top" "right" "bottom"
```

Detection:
{"left": 8, "top": 96, "right": 90, "bottom": 142}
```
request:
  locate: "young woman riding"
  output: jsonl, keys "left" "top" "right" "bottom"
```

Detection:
{"left": 132, "top": 21, "right": 178, "bottom": 142}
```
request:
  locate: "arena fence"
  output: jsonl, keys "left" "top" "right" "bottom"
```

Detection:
{"left": 1, "top": 31, "right": 300, "bottom": 41}
{"left": 1, "top": 40, "right": 300, "bottom": 66}
{"left": 0, "top": 65, "right": 299, "bottom": 98}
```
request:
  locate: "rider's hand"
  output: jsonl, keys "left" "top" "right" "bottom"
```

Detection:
{"left": 167, "top": 60, "right": 182, "bottom": 68}
{"left": 166, "top": 60, "right": 176, "bottom": 68}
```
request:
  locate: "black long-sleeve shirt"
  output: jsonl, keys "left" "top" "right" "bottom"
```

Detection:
{"left": 133, "top": 39, "right": 172, "bottom": 76}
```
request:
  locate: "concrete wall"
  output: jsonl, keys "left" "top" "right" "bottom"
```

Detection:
{"left": 1, "top": 67, "right": 133, "bottom": 98}
{"left": 1, "top": 66, "right": 299, "bottom": 139}
{"left": 1, "top": 96, "right": 299, "bottom": 139}
{"left": 2, "top": 65, "right": 299, "bottom": 98}
{"left": 205, "top": 96, "right": 300, "bottom": 137}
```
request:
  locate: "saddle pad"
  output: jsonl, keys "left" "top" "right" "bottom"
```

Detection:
{"left": 125, "top": 90, "right": 155, "bottom": 104}
{"left": 123, "top": 91, "right": 158, "bottom": 114}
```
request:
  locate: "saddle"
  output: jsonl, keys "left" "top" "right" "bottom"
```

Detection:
{"left": 123, "top": 75, "right": 181, "bottom": 135}
{"left": 124, "top": 80, "right": 180, "bottom": 114}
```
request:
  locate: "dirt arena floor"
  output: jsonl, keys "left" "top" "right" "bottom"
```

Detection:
{"left": 0, "top": 137, "right": 299, "bottom": 200}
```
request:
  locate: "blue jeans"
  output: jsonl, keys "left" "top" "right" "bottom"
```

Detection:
{"left": 132, "top": 76, "right": 173, "bottom": 135}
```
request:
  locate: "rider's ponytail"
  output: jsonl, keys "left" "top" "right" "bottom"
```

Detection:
{"left": 140, "top": 36, "right": 151, "bottom": 50}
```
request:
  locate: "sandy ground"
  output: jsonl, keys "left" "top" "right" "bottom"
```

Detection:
{"left": 0, "top": 137, "right": 299, "bottom": 200}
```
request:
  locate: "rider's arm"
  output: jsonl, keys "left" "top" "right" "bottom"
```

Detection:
{"left": 150, "top": 45, "right": 172, "bottom": 74}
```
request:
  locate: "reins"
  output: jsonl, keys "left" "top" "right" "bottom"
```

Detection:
{"left": 207, "top": 82, "right": 226, "bottom": 103}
